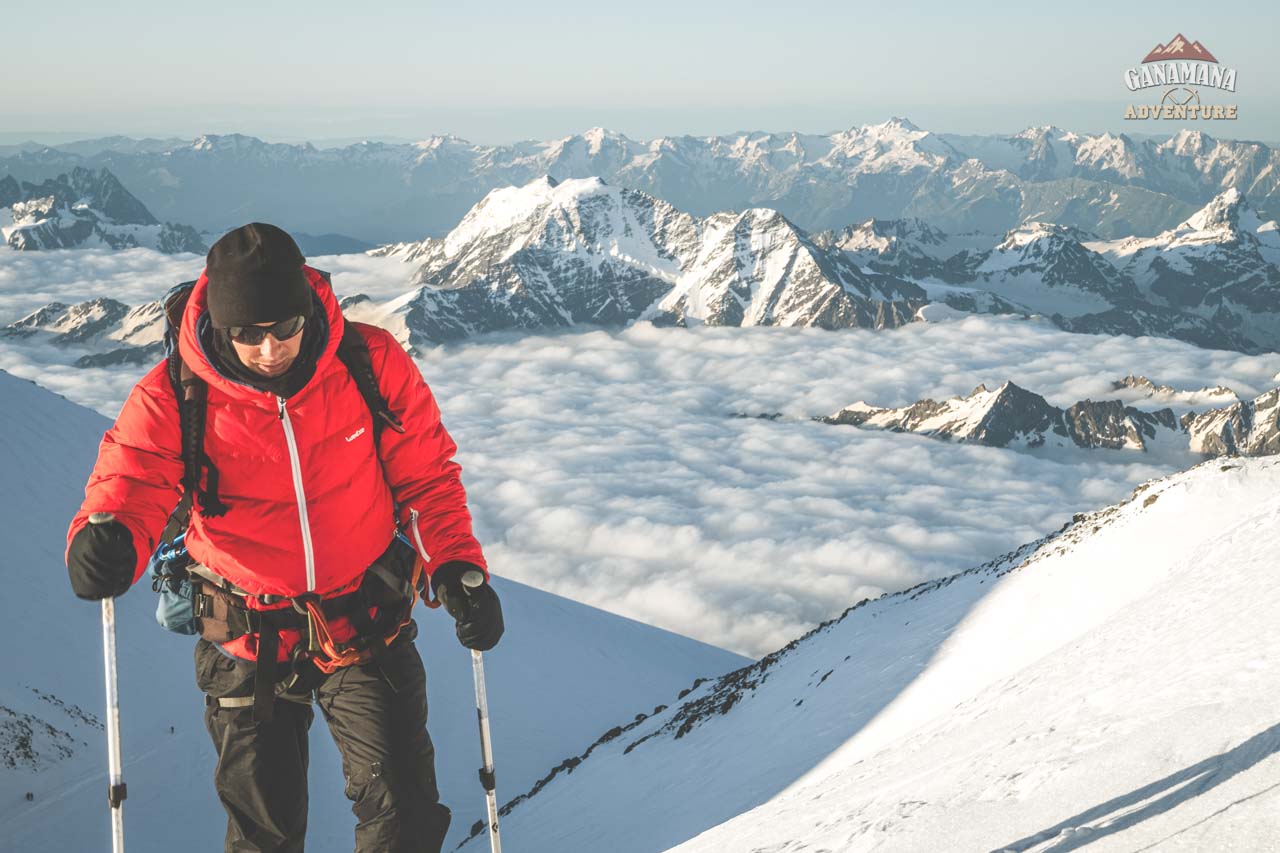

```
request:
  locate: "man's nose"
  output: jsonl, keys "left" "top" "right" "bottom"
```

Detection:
{"left": 259, "top": 334, "right": 282, "bottom": 357}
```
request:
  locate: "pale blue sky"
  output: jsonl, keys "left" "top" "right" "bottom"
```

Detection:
{"left": 9, "top": 1, "right": 1279, "bottom": 144}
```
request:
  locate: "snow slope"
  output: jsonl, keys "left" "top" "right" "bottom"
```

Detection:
{"left": 0, "top": 369, "right": 746, "bottom": 851}
{"left": 478, "top": 456, "right": 1280, "bottom": 852}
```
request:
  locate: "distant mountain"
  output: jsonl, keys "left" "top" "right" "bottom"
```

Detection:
{"left": 814, "top": 216, "right": 991, "bottom": 282}
{"left": 819, "top": 381, "right": 1180, "bottom": 452}
{"left": 348, "top": 176, "right": 926, "bottom": 346}
{"left": 830, "top": 190, "right": 1280, "bottom": 353}
{"left": 1111, "top": 374, "right": 1238, "bottom": 406}
{"left": 1183, "top": 387, "right": 1280, "bottom": 456}
{"left": 816, "top": 378, "right": 1280, "bottom": 458}
{"left": 0, "top": 296, "right": 166, "bottom": 366}
{"left": 0, "top": 167, "right": 203, "bottom": 253}
{"left": 292, "top": 232, "right": 377, "bottom": 256}
{"left": 1082, "top": 188, "right": 1280, "bottom": 350}
{"left": 10, "top": 180, "right": 1280, "bottom": 359}
{"left": 3, "top": 122, "right": 1277, "bottom": 243}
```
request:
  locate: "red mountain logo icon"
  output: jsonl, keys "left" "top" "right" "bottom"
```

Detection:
{"left": 1142, "top": 34, "right": 1218, "bottom": 63}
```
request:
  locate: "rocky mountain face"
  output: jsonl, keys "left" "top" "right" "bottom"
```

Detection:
{"left": 830, "top": 190, "right": 1280, "bottom": 353}
{"left": 820, "top": 381, "right": 1178, "bottom": 451}
{"left": 1111, "top": 374, "right": 1238, "bottom": 406}
{"left": 814, "top": 217, "right": 989, "bottom": 282}
{"left": 5, "top": 122, "right": 1276, "bottom": 243}
{"left": 1083, "top": 188, "right": 1280, "bottom": 350}
{"left": 652, "top": 208, "right": 923, "bottom": 330}
{"left": 5, "top": 176, "right": 924, "bottom": 357}
{"left": 0, "top": 167, "right": 203, "bottom": 253}
{"left": 1, "top": 297, "right": 166, "bottom": 366}
{"left": 818, "top": 379, "right": 1280, "bottom": 458}
{"left": 9, "top": 179, "right": 1280, "bottom": 357}
{"left": 1183, "top": 388, "right": 1280, "bottom": 456}
{"left": 347, "top": 177, "right": 926, "bottom": 347}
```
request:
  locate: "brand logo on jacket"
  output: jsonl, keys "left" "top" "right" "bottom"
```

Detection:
{"left": 345, "top": 427, "right": 366, "bottom": 442}
{"left": 1123, "top": 34, "right": 1238, "bottom": 121}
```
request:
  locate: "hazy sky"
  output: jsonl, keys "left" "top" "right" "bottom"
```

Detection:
{"left": 9, "top": 1, "right": 1279, "bottom": 144}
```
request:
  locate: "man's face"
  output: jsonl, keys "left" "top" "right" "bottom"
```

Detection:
{"left": 229, "top": 320, "right": 305, "bottom": 378}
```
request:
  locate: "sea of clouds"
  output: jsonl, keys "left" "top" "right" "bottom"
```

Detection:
{"left": 4, "top": 248, "right": 1279, "bottom": 656}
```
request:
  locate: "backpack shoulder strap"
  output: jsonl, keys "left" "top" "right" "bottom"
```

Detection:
{"left": 158, "top": 281, "right": 227, "bottom": 550}
{"left": 311, "top": 268, "right": 404, "bottom": 438}
{"left": 336, "top": 320, "right": 407, "bottom": 438}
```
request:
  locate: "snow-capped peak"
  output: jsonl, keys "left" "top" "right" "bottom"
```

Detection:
{"left": 1180, "top": 186, "right": 1245, "bottom": 233}
{"left": 877, "top": 116, "right": 922, "bottom": 134}
{"left": 582, "top": 126, "right": 625, "bottom": 154}
{"left": 827, "top": 117, "right": 957, "bottom": 173}
{"left": 1164, "top": 127, "right": 1216, "bottom": 157}
{"left": 1073, "top": 131, "right": 1141, "bottom": 178}
{"left": 443, "top": 175, "right": 612, "bottom": 254}
{"left": 996, "top": 220, "right": 1093, "bottom": 251}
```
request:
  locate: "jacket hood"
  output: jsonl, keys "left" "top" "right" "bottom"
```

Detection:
{"left": 178, "top": 264, "right": 345, "bottom": 401}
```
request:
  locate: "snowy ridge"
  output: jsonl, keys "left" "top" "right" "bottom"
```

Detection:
{"left": 473, "top": 457, "right": 1280, "bottom": 851}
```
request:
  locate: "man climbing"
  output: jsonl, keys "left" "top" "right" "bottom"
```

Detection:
{"left": 64, "top": 222, "right": 504, "bottom": 852}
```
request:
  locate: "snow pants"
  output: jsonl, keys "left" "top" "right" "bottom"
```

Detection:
{"left": 195, "top": 626, "right": 452, "bottom": 853}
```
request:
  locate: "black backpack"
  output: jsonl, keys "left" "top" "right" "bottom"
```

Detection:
{"left": 155, "top": 270, "right": 406, "bottom": 552}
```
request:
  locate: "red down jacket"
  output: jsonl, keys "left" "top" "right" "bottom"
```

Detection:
{"left": 67, "top": 265, "right": 487, "bottom": 659}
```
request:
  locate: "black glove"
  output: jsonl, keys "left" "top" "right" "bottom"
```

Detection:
{"left": 67, "top": 513, "right": 137, "bottom": 601}
{"left": 431, "top": 562, "right": 504, "bottom": 651}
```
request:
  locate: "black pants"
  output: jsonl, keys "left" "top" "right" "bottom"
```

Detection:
{"left": 195, "top": 627, "right": 452, "bottom": 853}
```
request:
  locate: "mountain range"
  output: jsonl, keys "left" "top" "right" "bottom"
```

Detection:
{"left": 2, "top": 121, "right": 1277, "bottom": 243}
{"left": 9, "top": 175, "right": 1280, "bottom": 357}
{"left": 0, "top": 167, "right": 203, "bottom": 253}
{"left": 816, "top": 378, "right": 1280, "bottom": 457}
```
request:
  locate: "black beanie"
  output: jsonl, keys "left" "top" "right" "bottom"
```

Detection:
{"left": 206, "top": 223, "right": 312, "bottom": 328}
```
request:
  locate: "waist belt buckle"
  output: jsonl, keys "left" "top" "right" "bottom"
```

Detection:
{"left": 290, "top": 592, "right": 321, "bottom": 615}
{"left": 291, "top": 593, "right": 323, "bottom": 653}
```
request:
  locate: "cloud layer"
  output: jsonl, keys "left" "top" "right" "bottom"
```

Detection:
{"left": 5, "top": 248, "right": 1279, "bottom": 656}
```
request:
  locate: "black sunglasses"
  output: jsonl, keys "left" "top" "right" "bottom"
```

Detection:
{"left": 226, "top": 315, "right": 306, "bottom": 346}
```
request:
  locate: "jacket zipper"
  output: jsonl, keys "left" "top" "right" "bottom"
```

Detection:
{"left": 277, "top": 396, "right": 317, "bottom": 591}
{"left": 408, "top": 507, "right": 430, "bottom": 563}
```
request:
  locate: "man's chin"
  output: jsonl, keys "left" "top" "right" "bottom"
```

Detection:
{"left": 252, "top": 362, "right": 292, "bottom": 377}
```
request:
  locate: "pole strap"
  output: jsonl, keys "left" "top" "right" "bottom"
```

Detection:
{"left": 108, "top": 783, "right": 128, "bottom": 808}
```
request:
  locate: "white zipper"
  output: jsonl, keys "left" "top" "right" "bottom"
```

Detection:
{"left": 408, "top": 507, "right": 430, "bottom": 563}
{"left": 277, "top": 396, "right": 317, "bottom": 591}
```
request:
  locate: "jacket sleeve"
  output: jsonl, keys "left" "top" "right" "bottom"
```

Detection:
{"left": 364, "top": 326, "right": 488, "bottom": 577}
{"left": 66, "top": 361, "right": 184, "bottom": 585}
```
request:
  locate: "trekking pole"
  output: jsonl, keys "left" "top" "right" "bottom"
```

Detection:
{"left": 462, "top": 570, "right": 502, "bottom": 853}
{"left": 102, "top": 597, "right": 127, "bottom": 853}
{"left": 90, "top": 512, "right": 127, "bottom": 853}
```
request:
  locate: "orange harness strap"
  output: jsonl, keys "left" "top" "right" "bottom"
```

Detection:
{"left": 300, "top": 555, "right": 427, "bottom": 675}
